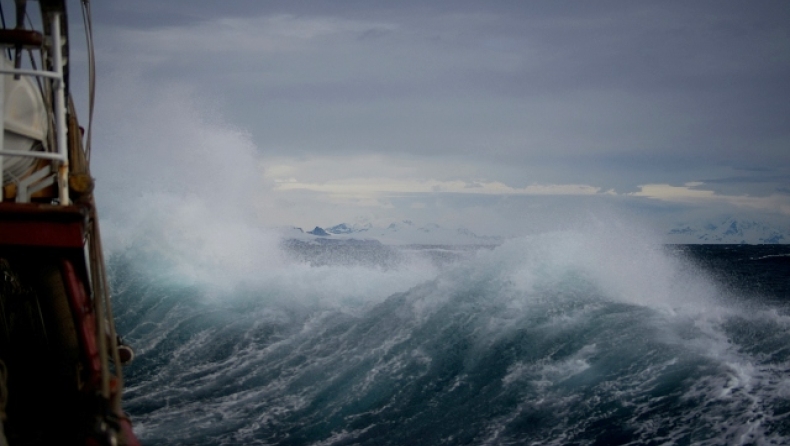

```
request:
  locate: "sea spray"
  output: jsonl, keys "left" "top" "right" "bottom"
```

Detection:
{"left": 89, "top": 71, "right": 789, "bottom": 446}
{"left": 107, "top": 228, "right": 790, "bottom": 445}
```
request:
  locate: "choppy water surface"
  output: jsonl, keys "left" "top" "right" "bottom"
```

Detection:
{"left": 111, "top": 236, "right": 790, "bottom": 445}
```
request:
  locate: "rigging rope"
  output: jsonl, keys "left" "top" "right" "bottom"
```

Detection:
{"left": 81, "top": 0, "right": 95, "bottom": 161}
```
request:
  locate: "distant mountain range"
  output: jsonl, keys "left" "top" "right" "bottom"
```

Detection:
{"left": 665, "top": 217, "right": 788, "bottom": 244}
{"left": 290, "top": 220, "right": 502, "bottom": 246}
{"left": 286, "top": 217, "right": 790, "bottom": 245}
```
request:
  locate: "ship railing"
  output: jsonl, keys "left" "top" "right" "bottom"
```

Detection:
{"left": 0, "top": 12, "right": 69, "bottom": 205}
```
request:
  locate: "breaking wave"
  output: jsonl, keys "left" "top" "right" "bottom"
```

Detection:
{"left": 109, "top": 229, "right": 790, "bottom": 446}
{"left": 93, "top": 73, "right": 790, "bottom": 446}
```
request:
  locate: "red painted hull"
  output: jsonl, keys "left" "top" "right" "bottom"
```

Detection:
{"left": 0, "top": 203, "right": 140, "bottom": 446}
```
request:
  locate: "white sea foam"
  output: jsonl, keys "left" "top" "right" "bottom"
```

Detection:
{"left": 93, "top": 75, "right": 444, "bottom": 318}
{"left": 92, "top": 70, "right": 789, "bottom": 446}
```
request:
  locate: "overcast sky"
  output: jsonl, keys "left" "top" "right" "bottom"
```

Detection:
{"left": 81, "top": 0, "right": 790, "bottom": 237}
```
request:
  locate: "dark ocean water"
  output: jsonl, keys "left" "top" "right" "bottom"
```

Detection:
{"left": 110, "top": 236, "right": 790, "bottom": 446}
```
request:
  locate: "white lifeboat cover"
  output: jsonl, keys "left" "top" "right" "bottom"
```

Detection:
{"left": 1, "top": 56, "right": 49, "bottom": 183}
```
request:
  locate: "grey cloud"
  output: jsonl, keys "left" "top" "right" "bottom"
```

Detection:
{"left": 88, "top": 0, "right": 790, "bottom": 230}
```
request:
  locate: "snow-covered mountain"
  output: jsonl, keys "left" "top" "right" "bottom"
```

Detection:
{"left": 325, "top": 223, "right": 372, "bottom": 235}
{"left": 666, "top": 217, "right": 789, "bottom": 244}
{"left": 291, "top": 220, "right": 502, "bottom": 246}
{"left": 287, "top": 217, "right": 789, "bottom": 245}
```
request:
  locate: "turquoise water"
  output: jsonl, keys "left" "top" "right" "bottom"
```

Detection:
{"left": 112, "top": 236, "right": 790, "bottom": 445}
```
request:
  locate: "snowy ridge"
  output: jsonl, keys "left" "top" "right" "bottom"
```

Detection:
{"left": 286, "top": 220, "right": 502, "bottom": 246}
{"left": 666, "top": 217, "right": 789, "bottom": 244}
{"left": 283, "top": 217, "right": 790, "bottom": 245}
